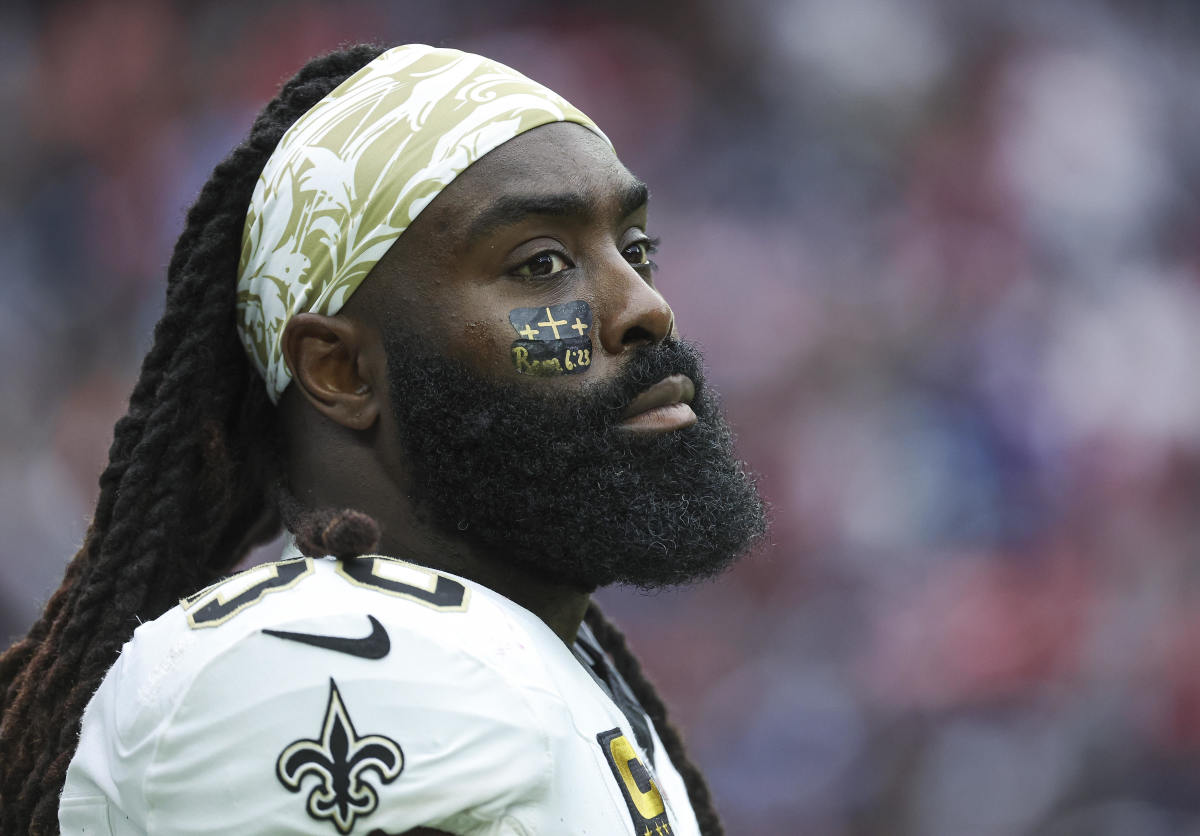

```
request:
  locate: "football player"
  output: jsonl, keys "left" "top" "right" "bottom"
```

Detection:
{"left": 0, "top": 44, "right": 765, "bottom": 835}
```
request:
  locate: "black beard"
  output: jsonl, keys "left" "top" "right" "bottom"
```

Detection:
{"left": 384, "top": 335, "right": 767, "bottom": 590}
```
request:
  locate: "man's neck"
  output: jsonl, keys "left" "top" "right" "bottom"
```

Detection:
{"left": 375, "top": 529, "right": 592, "bottom": 645}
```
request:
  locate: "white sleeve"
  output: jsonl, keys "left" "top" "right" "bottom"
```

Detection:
{"left": 66, "top": 618, "right": 554, "bottom": 835}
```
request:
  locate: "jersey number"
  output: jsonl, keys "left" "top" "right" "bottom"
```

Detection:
{"left": 337, "top": 555, "right": 470, "bottom": 612}
{"left": 182, "top": 557, "right": 314, "bottom": 628}
{"left": 182, "top": 556, "right": 468, "bottom": 629}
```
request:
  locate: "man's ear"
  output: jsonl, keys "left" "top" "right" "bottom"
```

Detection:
{"left": 281, "top": 313, "right": 381, "bottom": 431}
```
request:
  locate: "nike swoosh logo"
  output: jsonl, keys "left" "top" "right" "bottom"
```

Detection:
{"left": 262, "top": 615, "right": 390, "bottom": 659}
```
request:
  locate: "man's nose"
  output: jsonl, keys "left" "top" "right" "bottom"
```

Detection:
{"left": 597, "top": 257, "right": 674, "bottom": 355}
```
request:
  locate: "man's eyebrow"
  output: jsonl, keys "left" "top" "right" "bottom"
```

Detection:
{"left": 464, "top": 179, "right": 650, "bottom": 245}
{"left": 617, "top": 179, "right": 650, "bottom": 219}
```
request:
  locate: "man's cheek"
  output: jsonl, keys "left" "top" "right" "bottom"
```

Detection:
{"left": 507, "top": 300, "right": 593, "bottom": 377}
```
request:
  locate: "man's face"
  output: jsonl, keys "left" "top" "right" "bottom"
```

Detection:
{"left": 359, "top": 123, "right": 675, "bottom": 399}
{"left": 349, "top": 123, "right": 766, "bottom": 589}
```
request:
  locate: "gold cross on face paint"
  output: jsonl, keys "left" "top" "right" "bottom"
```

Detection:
{"left": 571, "top": 317, "right": 588, "bottom": 336}
{"left": 538, "top": 307, "right": 568, "bottom": 339}
{"left": 518, "top": 323, "right": 540, "bottom": 340}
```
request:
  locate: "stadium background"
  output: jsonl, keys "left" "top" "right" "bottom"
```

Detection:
{"left": 4, "top": 1, "right": 1200, "bottom": 833}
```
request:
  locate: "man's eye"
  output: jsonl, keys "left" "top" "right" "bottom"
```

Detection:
{"left": 622, "top": 237, "right": 659, "bottom": 266}
{"left": 512, "top": 251, "right": 571, "bottom": 279}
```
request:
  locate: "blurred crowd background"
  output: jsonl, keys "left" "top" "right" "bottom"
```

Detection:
{"left": 4, "top": 0, "right": 1200, "bottom": 833}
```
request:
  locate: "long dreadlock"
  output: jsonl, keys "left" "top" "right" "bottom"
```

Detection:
{"left": 0, "top": 45, "right": 723, "bottom": 835}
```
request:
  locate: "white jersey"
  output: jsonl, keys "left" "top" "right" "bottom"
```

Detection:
{"left": 60, "top": 554, "right": 701, "bottom": 835}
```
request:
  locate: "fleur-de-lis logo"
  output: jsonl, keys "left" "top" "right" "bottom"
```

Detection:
{"left": 276, "top": 678, "right": 404, "bottom": 834}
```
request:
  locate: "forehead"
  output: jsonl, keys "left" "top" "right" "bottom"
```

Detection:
{"left": 417, "top": 121, "right": 645, "bottom": 234}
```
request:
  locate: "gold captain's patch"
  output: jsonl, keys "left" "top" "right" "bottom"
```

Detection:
{"left": 597, "top": 728, "right": 673, "bottom": 835}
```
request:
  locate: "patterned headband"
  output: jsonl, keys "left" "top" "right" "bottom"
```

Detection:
{"left": 236, "top": 44, "right": 610, "bottom": 402}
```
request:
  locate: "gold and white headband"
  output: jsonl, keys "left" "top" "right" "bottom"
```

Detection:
{"left": 236, "top": 44, "right": 610, "bottom": 401}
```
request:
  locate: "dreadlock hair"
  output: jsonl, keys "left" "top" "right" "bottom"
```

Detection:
{"left": 0, "top": 44, "right": 387, "bottom": 834}
{"left": 0, "top": 44, "right": 723, "bottom": 836}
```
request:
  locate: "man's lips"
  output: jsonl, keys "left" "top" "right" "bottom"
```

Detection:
{"left": 619, "top": 374, "right": 697, "bottom": 432}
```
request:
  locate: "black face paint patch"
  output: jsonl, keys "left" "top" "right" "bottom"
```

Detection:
{"left": 509, "top": 301, "right": 593, "bottom": 376}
